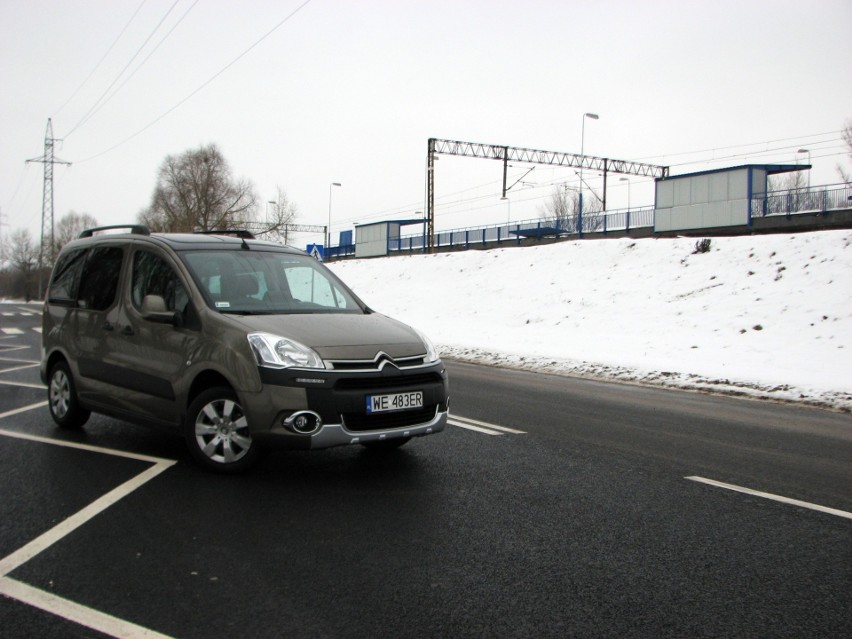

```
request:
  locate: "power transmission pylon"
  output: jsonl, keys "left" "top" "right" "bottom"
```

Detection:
{"left": 27, "top": 118, "right": 70, "bottom": 293}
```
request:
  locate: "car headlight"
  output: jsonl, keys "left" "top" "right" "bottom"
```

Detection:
{"left": 248, "top": 333, "right": 325, "bottom": 369}
{"left": 413, "top": 327, "right": 439, "bottom": 363}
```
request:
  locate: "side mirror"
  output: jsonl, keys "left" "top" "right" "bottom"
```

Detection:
{"left": 141, "top": 295, "right": 179, "bottom": 325}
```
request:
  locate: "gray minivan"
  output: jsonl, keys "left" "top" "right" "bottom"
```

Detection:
{"left": 41, "top": 226, "right": 448, "bottom": 472}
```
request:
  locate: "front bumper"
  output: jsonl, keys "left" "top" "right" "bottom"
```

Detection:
{"left": 248, "top": 360, "right": 449, "bottom": 450}
{"left": 308, "top": 406, "right": 447, "bottom": 449}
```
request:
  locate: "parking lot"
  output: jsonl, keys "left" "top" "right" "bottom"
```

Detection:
{"left": 1, "top": 303, "right": 850, "bottom": 639}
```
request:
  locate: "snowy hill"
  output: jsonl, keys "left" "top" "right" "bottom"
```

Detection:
{"left": 329, "top": 230, "right": 852, "bottom": 412}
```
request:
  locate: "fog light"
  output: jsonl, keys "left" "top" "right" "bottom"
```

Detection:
{"left": 283, "top": 411, "right": 322, "bottom": 434}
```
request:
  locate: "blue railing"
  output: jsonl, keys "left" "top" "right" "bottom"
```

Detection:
{"left": 327, "top": 183, "right": 850, "bottom": 258}
{"left": 751, "top": 183, "right": 852, "bottom": 219}
{"left": 389, "top": 205, "right": 656, "bottom": 253}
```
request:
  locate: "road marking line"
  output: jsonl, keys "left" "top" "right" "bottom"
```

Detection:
{"left": 0, "top": 420, "right": 174, "bottom": 467}
{"left": 685, "top": 476, "right": 852, "bottom": 521}
{"left": 0, "top": 576, "right": 175, "bottom": 639}
{"left": 0, "top": 380, "right": 45, "bottom": 389}
{"left": 1, "top": 327, "right": 24, "bottom": 335}
{"left": 0, "top": 400, "right": 49, "bottom": 421}
{"left": 0, "top": 416, "right": 178, "bottom": 638}
{"left": 0, "top": 363, "right": 40, "bottom": 374}
{"left": 448, "top": 419, "right": 503, "bottom": 436}
{"left": 0, "top": 344, "right": 28, "bottom": 353}
{"left": 0, "top": 356, "right": 40, "bottom": 363}
{"left": 451, "top": 415, "right": 526, "bottom": 434}
{"left": 0, "top": 460, "right": 175, "bottom": 577}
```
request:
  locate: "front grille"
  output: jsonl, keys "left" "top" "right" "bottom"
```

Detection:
{"left": 342, "top": 406, "right": 438, "bottom": 432}
{"left": 334, "top": 372, "right": 443, "bottom": 391}
{"left": 327, "top": 355, "right": 426, "bottom": 371}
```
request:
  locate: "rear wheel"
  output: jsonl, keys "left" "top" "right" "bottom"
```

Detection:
{"left": 185, "top": 387, "right": 260, "bottom": 473}
{"left": 47, "top": 360, "right": 90, "bottom": 429}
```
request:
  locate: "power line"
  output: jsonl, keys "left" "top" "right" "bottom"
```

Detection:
{"left": 71, "top": 0, "right": 201, "bottom": 135}
{"left": 339, "top": 133, "right": 849, "bottom": 231}
{"left": 76, "top": 0, "right": 315, "bottom": 163}
{"left": 52, "top": 0, "right": 148, "bottom": 119}
{"left": 64, "top": 0, "right": 183, "bottom": 138}
{"left": 634, "top": 130, "right": 841, "bottom": 164}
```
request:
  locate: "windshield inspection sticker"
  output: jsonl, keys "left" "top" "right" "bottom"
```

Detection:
{"left": 215, "top": 301, "right": 231, "bottom": 308}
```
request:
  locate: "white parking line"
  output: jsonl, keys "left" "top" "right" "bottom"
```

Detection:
{"left": 0, "top": 362, "right": 40, "bottom": 374}
{"left": 0, "top": 380, "right": 45, "bottom": 389}
{"left": 448, "top": 415, "right": 526, "bottom": 436}
{"left": 0, "top": 460, "right": 175, "bottom": 576}
{"left": 0, "top": 402, "right": 178, "bottom": 638}
{"left": 1, "top": 327, "right": 24, "bottom": 335}
{"left": 0, "top": 578, "right": 175, "bottom": 639}
{"left": 685, "top": 476, "right": 852, "bottom": 520}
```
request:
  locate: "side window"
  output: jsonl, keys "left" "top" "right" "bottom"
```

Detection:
{"left": 48, "top": 248, "right": 88, "bottom": 304}
{"left": 132, "top": 250, "right": 189, "bottom": 313}
{"left": 77, "top": 247, "right": 123, "bottom": 311}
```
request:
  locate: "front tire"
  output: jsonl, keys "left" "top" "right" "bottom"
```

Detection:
{"left": 185, "top": 387, "right": 260, "bottom": 473}
{"left": 47, "top": 360, "right": 90, "bottom": 429}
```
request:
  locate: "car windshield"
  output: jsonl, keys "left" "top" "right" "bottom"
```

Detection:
{"left": 181, "top": 249, "right": 364, "bottom": 315}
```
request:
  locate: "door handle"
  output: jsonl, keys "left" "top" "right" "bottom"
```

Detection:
{"left": 121, "top": 326, "right": 134, "bottom": 336}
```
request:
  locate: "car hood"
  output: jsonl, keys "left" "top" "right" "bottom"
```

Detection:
{"left": 227, "top": 312, "right": 427, "bottom": 360}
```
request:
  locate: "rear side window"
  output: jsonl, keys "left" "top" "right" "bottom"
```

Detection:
{"left": 48, "top": 249, "right": 87, "bottom": 304}
{"left": 77, "top": 247, "right": 124, "bottom": 311}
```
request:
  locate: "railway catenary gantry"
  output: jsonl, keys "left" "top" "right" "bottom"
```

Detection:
{"left": 425, "top": 137, "right": 669, "bottom": 252}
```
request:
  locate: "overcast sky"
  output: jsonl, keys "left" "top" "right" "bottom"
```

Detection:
{"left": 2, "top": 0, "right": 850, "bottom": 247}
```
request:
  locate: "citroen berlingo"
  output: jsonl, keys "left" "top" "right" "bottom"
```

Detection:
{"left": 41, "top": 225, "right": 448, "bottom": 472}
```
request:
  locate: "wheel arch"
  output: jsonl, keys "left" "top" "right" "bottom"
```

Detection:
{"left": 43, "top": 349, "right": 70, "bottom": 383}
{"left": 187, "top": 369, "right": 235, "bottom": 409}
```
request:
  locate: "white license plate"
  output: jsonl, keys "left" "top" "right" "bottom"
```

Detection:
{"left": 366, "top": 391, "right": 424, "bottom": 414}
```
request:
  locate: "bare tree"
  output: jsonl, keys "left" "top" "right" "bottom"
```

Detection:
{"left": 139, "top": 144, "right": 258, "bottom": 232}
{"left": 256, "top": 186, "right": 299, "bottom": 244}
{"left": 52, "top": 211, "right": 98, "bottom": 261}
{"left": 3, "top": 228, "right": 40, "bottom": 300}
{"left": 769, "top": 169, "right": 807, "bottom": 193}
{"left": 540, "top": 184, "right": 603, "bottom": 233}
{"left": 836, "top": 120, "right": 851, "bottom": 185}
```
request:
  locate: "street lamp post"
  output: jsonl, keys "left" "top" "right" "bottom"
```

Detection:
{"left": 578, "top": 112, "right": 599, "bottom": 238}
{"left": 327, "top": 182, "right": 341, "bottom": 257}
{"left": 619, "top": 177, "right": 631, "bottom": 210}
{"left": 797, "top": 148, "right": 811, "bottom": 189}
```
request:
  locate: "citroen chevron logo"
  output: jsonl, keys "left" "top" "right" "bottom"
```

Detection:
{"left": 374, "top": 352, "right": 399, "bottom": 370}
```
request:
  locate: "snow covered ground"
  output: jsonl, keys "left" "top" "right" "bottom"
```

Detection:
{"left": 330, "top": 230, "right": 852, "bottom": 412}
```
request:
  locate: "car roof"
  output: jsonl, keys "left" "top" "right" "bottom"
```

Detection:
{"left": 64, "top": 227, "right": 304, "bottom": 255}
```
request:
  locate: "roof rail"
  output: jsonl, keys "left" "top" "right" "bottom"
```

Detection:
{"left": 193, "top": 229, "right": 256, "bottom": 240}
{"left": 78, "top": 225, "right": 150, "bottom": 238}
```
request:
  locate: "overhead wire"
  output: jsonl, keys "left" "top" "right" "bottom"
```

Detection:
{"left": 64, "top": 0, "right": 183, "bottom": 138}
{"left": 75, "top": 0, "right": 316, "bottom": 163}
{"left": 72, "top": 0, "right": 201, "bottom": 134}
{"left": 343, "top": 129, "right": 848, "bottom": 230}
{"left": 52, "top": 0, "right": 149, "bottom": 119}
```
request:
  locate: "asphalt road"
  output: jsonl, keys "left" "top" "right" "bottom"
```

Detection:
{"left": 0, "top": 306, "right": 849, "bottom": 638}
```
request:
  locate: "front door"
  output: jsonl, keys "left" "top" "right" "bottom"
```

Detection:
{"left": 105, "top": 247, "right": 199, "bottom": 426}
